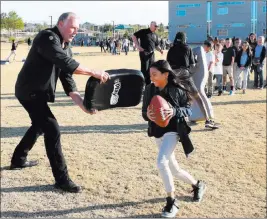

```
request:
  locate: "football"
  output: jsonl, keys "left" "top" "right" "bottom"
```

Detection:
{"left": 148, "top": 95, "right": 172, "bottom": 127}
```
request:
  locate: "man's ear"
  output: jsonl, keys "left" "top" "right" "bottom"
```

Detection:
{"left": 58, "top": 21, "right": 63, "bottom": 28}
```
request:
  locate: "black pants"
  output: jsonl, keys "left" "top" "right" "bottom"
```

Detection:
{"left": 11, "top": 99, "right": 69, "bottom": 183}
{"left": 252, "top": 64, "right": 264, "bottom": 87}
{"left": 139, "top": 52, "right": 155, "bottom": 85}
{"left": 101, "top": 46, "right": 106, "bottom": 53}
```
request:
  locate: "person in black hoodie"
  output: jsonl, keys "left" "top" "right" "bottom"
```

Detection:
{"left": 167, "top": 32, "right": 218, "bottom": 129}
{"left": 142, "top": 60, "right": 206, "bottom": 218}
{"left": 234, "top": 41, "right": 252, "bottom": 94}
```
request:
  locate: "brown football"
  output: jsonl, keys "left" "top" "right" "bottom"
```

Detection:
{"left": 149, "top": 95, "right": 171, "bottom": 127}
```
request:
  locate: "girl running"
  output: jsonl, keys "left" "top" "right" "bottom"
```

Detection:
{"left": 142, "top": 60, "right": 206, "bottom": 218}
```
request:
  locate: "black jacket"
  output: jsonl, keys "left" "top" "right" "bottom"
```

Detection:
{"left": 252, "top": 45, "right": 266, "bottom": 65}
{"left": 167, "top": 42, "right": 195, "bottom": 70}
{"left": 15, "top": 26, "right": 80, "bottom": 102}
{"left": 235, "top": 49, "right": 252, "bottom": 68}
{"left": 142, "top": 83, "right": 194, "bottom": 157}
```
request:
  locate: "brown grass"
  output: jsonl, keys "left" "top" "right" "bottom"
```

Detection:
{"left": 1, "top": 43, "right": 266, "bottom": 218}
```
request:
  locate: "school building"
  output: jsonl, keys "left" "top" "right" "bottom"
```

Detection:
{"left": 168, "top": 1, "right": 267, "bottom": 43}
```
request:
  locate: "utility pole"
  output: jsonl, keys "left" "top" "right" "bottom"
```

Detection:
{"left": 49, "top": 16, "right": 52, "bottom": 28}
{"left": 112, "top": 21, "right": 115, "bottom": 38}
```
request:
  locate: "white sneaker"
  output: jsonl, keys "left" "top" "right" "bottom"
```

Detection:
{"left": 161, "top": 197, "right": 179, "bottom": 218}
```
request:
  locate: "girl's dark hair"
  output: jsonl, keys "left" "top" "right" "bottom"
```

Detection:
{"left": 150, "top": 60, "right": 193, "bottom": 101}
{"left": 242, "top": 41, "right": 252, "bottom": 55}
{"left": 248, "top": 33, "right": 256, "bottom": 44}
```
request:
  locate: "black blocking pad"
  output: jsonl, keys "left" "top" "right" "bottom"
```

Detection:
{"left": 83, "top": 69, "right": 145, "bottom": 111}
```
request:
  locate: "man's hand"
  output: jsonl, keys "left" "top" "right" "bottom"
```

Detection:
{"left": 160, "top": 50, "right": 163, "bottom": 55}
{"left": 137, "top": 46, "right": 144, "bottom": 52}
{"left": 69, "top": 91, "right": 98, "bottom": 115}
{"left": 92, "top": 70, "right": 110, "bottom": 84}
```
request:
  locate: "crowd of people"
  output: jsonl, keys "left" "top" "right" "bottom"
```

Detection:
{"left": 205, "top": 33, "right": 266, "bottom": 96}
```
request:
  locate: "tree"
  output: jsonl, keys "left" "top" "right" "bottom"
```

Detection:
{"left": 103, "top": 24, "right": 113, "bottom": 32}
{"left": 35, "top": 22, "right": 49, "bottom": 32}
{"left": 5, "top": 11, "right": 24, "bottom": 31}
{"left": 157, "top": 23, "right": 166, "bottom": 38}
{"left": 0, "top": 13, "right": 8, "bottom": 29}
{"left": 123, "top": 31, "right": 129, "bottom": 38}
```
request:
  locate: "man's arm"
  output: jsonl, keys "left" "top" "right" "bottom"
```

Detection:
{"left": 260, "top": 46, "right": 266, "bottom": 64}
{"left": 132, "top": 35, "right": 143, "bottom": 52}
{"left": 155, "top": 46, "right": 163, "bottom": 54}
{"left": 132, "top": 29, "right": 145, "bottom": 52}
{"left": 231, "top": 56, "right": 235, "bottom": 65}
{"left": 73, "top": 65, "right": 109, "bottom": 83}
{"left": 208, "top": 54, "right": 214, "bottom": 71}
{"left": 59, "top": 71, "right": 96, "bottom": 114}
{"left": 189, "top": 48, "right": 196, "bottom": 68}
{"left": 231, "top": 48, "right": 235, "bottom": 65}
{"left": 37, "top": 31, "right": 109, "bottom": 83}
{"left": 154, "top": 35, "right": 163, "bottom": 54}
{"left": 69, "top": 91, "right": 96, "bottom": 114}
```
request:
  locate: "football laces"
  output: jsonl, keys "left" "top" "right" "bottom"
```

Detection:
{"left": 159, "top": 107, "right": 166, "bottom": 120}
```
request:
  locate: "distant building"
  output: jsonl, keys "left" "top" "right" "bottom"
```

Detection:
{"left": 169, "top": 1, "right": 207, "bottom": 43}
{"left": 211, "top": 1, "right": 251, "bottom": 40}
{"left": 257, "top": 0, "right": 266, "bottom": 36}
{"left": 168, "top": 0, "right": 267, "bottom": 43}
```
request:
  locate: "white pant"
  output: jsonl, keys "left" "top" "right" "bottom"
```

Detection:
{"left": 234, "top": 63, "right": 242, "bottom": 88}
{"left": 6, "top": 50, "right": 16, "bottom": 61}
{"left": 155, "top": 132, "right": 197, "bottom": 193}
{"left": 234, "top": 67, "right": 249, "bottom": 90}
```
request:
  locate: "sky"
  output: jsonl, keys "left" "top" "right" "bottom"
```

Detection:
{"left": 1, "top": 1, "right": 169, "bottom": 25}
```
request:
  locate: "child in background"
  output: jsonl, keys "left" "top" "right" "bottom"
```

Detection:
{"left": 6, "top": 40, "right": 18, "bottom": 62}
{"left": 214, "top": 43, "right": 224, "bottom": 96}
{"left": 234, "top": 41, "right": 252, "bottom": 94}
{"left": 203, "top": 41, "right": 215, "bottom": 98}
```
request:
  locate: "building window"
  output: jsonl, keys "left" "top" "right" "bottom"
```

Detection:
{"left": 217, "top": 7, "right": 228, "bottom": 15}
{"left": 263, "top": 6, "right": 267, "bottom": 13}
{"left": 263, "top": 29, "right": 266, "bottom": 35}
{"left": 231, "top": 23, "right": 246, "bottom": 27}
{"left": 178, "top": 25, "right": 189, "bottom": 28}
{"left": 217, "top": 29, "right": 228, "bottom": 36}
{"left": 177, "top": 4, "right": 200, "bottom": 8}
{"left": 218, "top": 2, "right": 245, "bottom": 6}
{"left": 176, "top": 10, "right": 186, "bottom": 16}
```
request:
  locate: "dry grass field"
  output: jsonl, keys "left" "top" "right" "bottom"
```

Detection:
{"left": 1, "top": 43, "right": 266, "bottom": 218}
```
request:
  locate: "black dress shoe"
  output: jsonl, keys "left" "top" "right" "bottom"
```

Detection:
{"left": 10, "top": 160, "right": 39, "bottom": 170}
{"left": 55, "top": 179, "right": 81, "bottom": 193}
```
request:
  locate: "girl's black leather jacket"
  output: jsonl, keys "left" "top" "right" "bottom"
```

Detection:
{"left": 142, "top": 82, "right": 194, "bottom": 157}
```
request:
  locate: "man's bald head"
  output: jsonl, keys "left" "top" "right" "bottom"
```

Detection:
{"left": 57, "top": 12, "right": 79, "bottom": 43}
{"left": 150, "top": 21, "right": 158, "bottom": 32}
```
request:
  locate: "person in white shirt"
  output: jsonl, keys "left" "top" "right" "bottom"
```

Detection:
{"left": 203, "top": 41, "right": 215, "bottom": 98}
{"left": 122, "top": 37, "right": 129, "bottom": 55}
{"left": 214, "top": 43, "right": 224, "bottom": 96}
